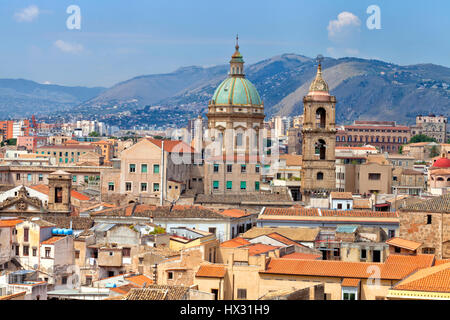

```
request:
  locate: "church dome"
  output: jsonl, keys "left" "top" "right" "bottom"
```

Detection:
{"left": 432, "top": 156, "right": 450, "bottom": 168}
{"left": 210, "top": 36, "right": 262, "bottom": 107}
{"left": 212, "top": 77, "right": 262, "bottom": 106}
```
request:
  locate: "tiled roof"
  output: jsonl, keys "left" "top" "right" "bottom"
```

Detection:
{"left": 341, "top": 278, "right": 361, "bottom": 287}
{"left": 261, "top": 208, "right": 398, "bottom": 218}
{"left": 435, "top": 259, "right": 450, "bottom": 266}
{"left": 0, "top": 291, "right": 27, "bottom": 300}
{"left": 40, "top": 216, "right": 94, "bottom": 230}
{"left": 219, "top": 209, "right": 252, "bottom": 218}
{"left": 22, "top": 218, "right": 55, "bottom": 228}
{"left": 29, "top": 184, "right": 90, "bottom": 201}
{"left": 196, "top": 265, "right": 227, "bottom": 278}
{"left": 330, "top": 192, "right": 353, "bottom": 200}
{"left": 280, "top": 252, "right": 322, "bottom": 260}
{"left": 402, "top": 169, "right": 423, "bottom": 176}
{"left": 402, "top": 194, "right": 450, "bottom": 213}
{"left": 0, "top": 219, "right": 23, "bottom": 228}
{"left": 393, "top": 263, "right": 450, "bottom": 293}
{"left": 110, "top": 283, "right": 139, "bottom": 295}
{"left": 195, "top": 193, "right": 292, "bottom": 204}
{"left": 244, "top": 243, "right": 280, "bottom": 256}
{"left": 262, "top": 254, "right": 434, "bottom": 280}
{"left": 266, "top": 232, "right": 302, "bottom": 247}
{"left": 125, "top": 274, "right": 153, "bottom": 287}
{"left": 124, "top": 284, "right": 189, "bottom": 300}
{"left": 41, "top": 236, "right": 65, "bottom": 245}
{"left": 220, "top": 237, "right": 251, "bottom": 248}
{"left": 386, "top": 237, "right": 422, "bottom": 251}
{"left": 242, "top": 227, "right": 320, "bottom": 242}
{"left": 147, "top": 138, "right": 195, "bottom": 153}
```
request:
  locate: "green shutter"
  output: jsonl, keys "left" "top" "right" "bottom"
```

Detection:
{"left": 255, "top": 181, "right": 260, "bottom": 191}
{"left": 154, "top": 164, "right": 160, "bottom": 173}
{"left": 213, "top": 181, "right": 219, "bottom": 189}
{"left": 240, "top": 181, "right": 246, "bottom": 190}
{"left": 142, "top": 164, "right": 148, "bottom": 173}
{"left": 226, "top": 181, "right": 232, "bottom": 190}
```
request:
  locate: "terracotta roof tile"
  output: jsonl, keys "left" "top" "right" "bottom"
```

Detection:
{"left": 242, "top": 227, "right": 320, "bottom": 242}
{"left": 393, "top": 263, "right": 450, "bottom": 293}
{"left": 29, "top": 184, "right": 90, "bottom": 201}
{"left": 196, "top": 265, "right": 227, "bottom": 278}
{"left": 386, "top": 237, "right": 422, "bottom": 251}
{"left": 261, "top": 208, "right": 398, "bottom": 218}
{"left": 435, "top": 259, "right": 450, "bottom": 266}
{"left": 266, "top": 232, "right": 303, "bottom": 247}
{"left": 41, "top": 236, "right": 65, "bottom": 245}
{"left": 220, "top": 237, "right": 251, "bottom": 248}
{"left": 402, "top": 194, "right": 450, "bottom": 213}
{"left": 110, "top": 283, "right": 139, "bottom": 295}
{"left": 147, "top": 138, "right": 195, "bottom": 153}
{"left": 262, "top": 254, "right": 434, "bottom": 280}
{"left": 125, "top": 275, "right": 153, "bottom": 287}
{"left": 330, "top": 192, "right": 353, "bottom": 200}
{"left": 0, "top": 219, "right": 23, "bottom": 228}
{"left": 124, "top": 284, "right": 189, "bottom": 300}
{"left": 244, "top": 243, "right": 280, "bottom": 256}
{"left": 280, "top": 252, "right": 322, "bottom": 260}
{"left": 219, "top": 209, "right": 252, "bottom": 218}
{"left": 341, "top": 278, "right": 361, "bottom": 287}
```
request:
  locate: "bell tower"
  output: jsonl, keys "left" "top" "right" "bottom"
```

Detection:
{"left": 301, "top": 55, "right": 337, "bottom": 202}
{"left": 48, "top": 170, "right": 72, "bottom": 215}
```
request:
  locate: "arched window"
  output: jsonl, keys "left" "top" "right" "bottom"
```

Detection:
{"left": 316, "top": 108, "right": 326, "bottom": 128}
{"left": 447, "top": 177, "right": 450, "bottom": 181}
{"left": 336, "top": 136, "right": 340, "bottom": 142}
{"left": 317, "top": 172, "right": 324, "bottom": 180}
{"left": 437, "top": 177, "right": 444, "bottom": 181}
{"left": 398, "top": 137, "right": 401, "bottom": 143}
{"left": 348, "top": 136, "right": 352, "bottom": 142}
{"left": 315, "top": 139, "right": 327, "bottom": 160}
{"left": 403, "top": 137, "right": 407, "bottom": 143}
{"left": 342, "top": 136, "right": 346, "bottom": 142}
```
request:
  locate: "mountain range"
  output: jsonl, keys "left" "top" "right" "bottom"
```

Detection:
{"left": 1, "top": 54, "right": 449, "bottom": 126}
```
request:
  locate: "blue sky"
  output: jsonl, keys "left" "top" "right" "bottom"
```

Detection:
{"left": 0, "top": 0, "right": 448, "bottom": 87}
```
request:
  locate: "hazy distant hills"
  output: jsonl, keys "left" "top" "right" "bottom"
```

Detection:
{"left": 1, "top": 54, "right": 449, "bottom": 125}
{"left": 0, "top": 79, "right": 104, "bottom": 117}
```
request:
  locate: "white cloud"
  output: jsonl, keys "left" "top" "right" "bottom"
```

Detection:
{"left": 327, "top": 11, "right": 361, "bottom": 40}
{"left": 14, "top": 5, "right": 40, "bottom": 22}
{"left": 54, "top": 40, "right": 84, "bottom": 54}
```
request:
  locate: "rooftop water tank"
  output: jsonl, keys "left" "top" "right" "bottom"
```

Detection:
{"left": 57, "top": 229, "right": 64, "bottom": 235}
{"left": 66, "top": 229, "right": 73, "bottom": 235}
{"left": 52, "top": 228, "right": 58, "bottom": 235}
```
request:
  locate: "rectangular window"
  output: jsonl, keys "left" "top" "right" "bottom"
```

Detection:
{"left": 23, "top": 246, "right": 29, "bottom": 256}
{"left": 168, "top": 271, "right": 174, "bottom": 280}
{"left": 213, "top": 181, "right": 219, "bottom": 190}
{"left": 255, "top": 181, "right": 260, "bottom": 191}
{"left": 213, "top": 164, "right": 219, "bottom": 173}
{"left": 255, "top": 165, "right": 260, "bottom": 173}
{"left": 86, "top": 276, "right": 92, "bottom": 286}
{"left": 62, "top": 277, "right": 67, "bottom": 285}
{"left": 153, "top": 164, "right": 160, "bottom": 174}
{"left": 141, "top": 164, "right": 148, "bottom": 173}
{"left": 27, "top": 174, "right": 32, "bottom": 182}
{"left": 153, "top": 183, "right": 160, "bottom": 192}
{"left": 84, "top": 176, "right": 89, "bottom": 183}
{"left": 32, "top": 248, "right": 37, "bottom": 257}
{"left": 75, "top": 250, "right": 80, "bottom": 259}
{"left": 240, "top": 181, "right": 246, "bottom": 190}
{"left": 122, "top": 248, "right": 131, "bottom": 257}
{"left": 16, "top": 173, "right": 20, "bottom": 181}
{"left": 368, "top": 173, "right": 381, "bottom": 180}
{"left": 226, "top": 181, "right": 232, "bottom": 190}
{"left": 237, "top": 289, "right": 247, "bottom": 299}
{"left": 141, "top": 183, "right": 147, "bottom": 192}
{"left": 38, "top": 174, "right": 43, "bottom": 182}
{"left": 129, "top": 164, "right": 136, "bottom": 173}
{"left": 15, "top": 245, "right": 19, "bottom": 256}
{"left": 227, "top": 164, "right": 233, "bottom": 173}
{"left": 241, "top": 165, "right": 246, "bottom": 173}
{"left": 24, "top": 228, "right": 29, "bottom": 242}
{"left": 361, "top": 249, "right": 367, "bottom": 260}
{"left": 427, "top": 215, "right": 432, "bottom": 224}
{"left": 55, "top": 187, "right": 63, "bottom": 203}
{"left": 108, "top": 182, "right": 115, "bottom": 191}
{"left": 126, "top": 182, "right": 132, "bottom": 191}
{"left": 45, "top": 248, "right": 51, "bottom": 258}
{"left": 337, "top": 203, "right": 342, "bottom": 209}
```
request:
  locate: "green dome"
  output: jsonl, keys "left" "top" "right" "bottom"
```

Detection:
{"left": 212, "top": 77, "right": 262, "bottom": 106}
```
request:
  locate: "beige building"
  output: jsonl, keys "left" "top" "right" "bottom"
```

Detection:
{"left": 101, "top": 138, "right": 202, "bottom": 205}
{"left": 37, "top": 144, "right": 101, "bottom": 166}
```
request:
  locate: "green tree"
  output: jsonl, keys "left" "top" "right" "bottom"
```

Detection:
{"left": 430, "top": 145, "right": 440, "bottom": 158}
{"left": 398, "top": 145, "right": 403, "bottom": 154}
{"left": 89, "top": 131, "right": 100, "bottom": 137}
{"left": 409, "top": 134, "right": 437, "bottom": 144}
